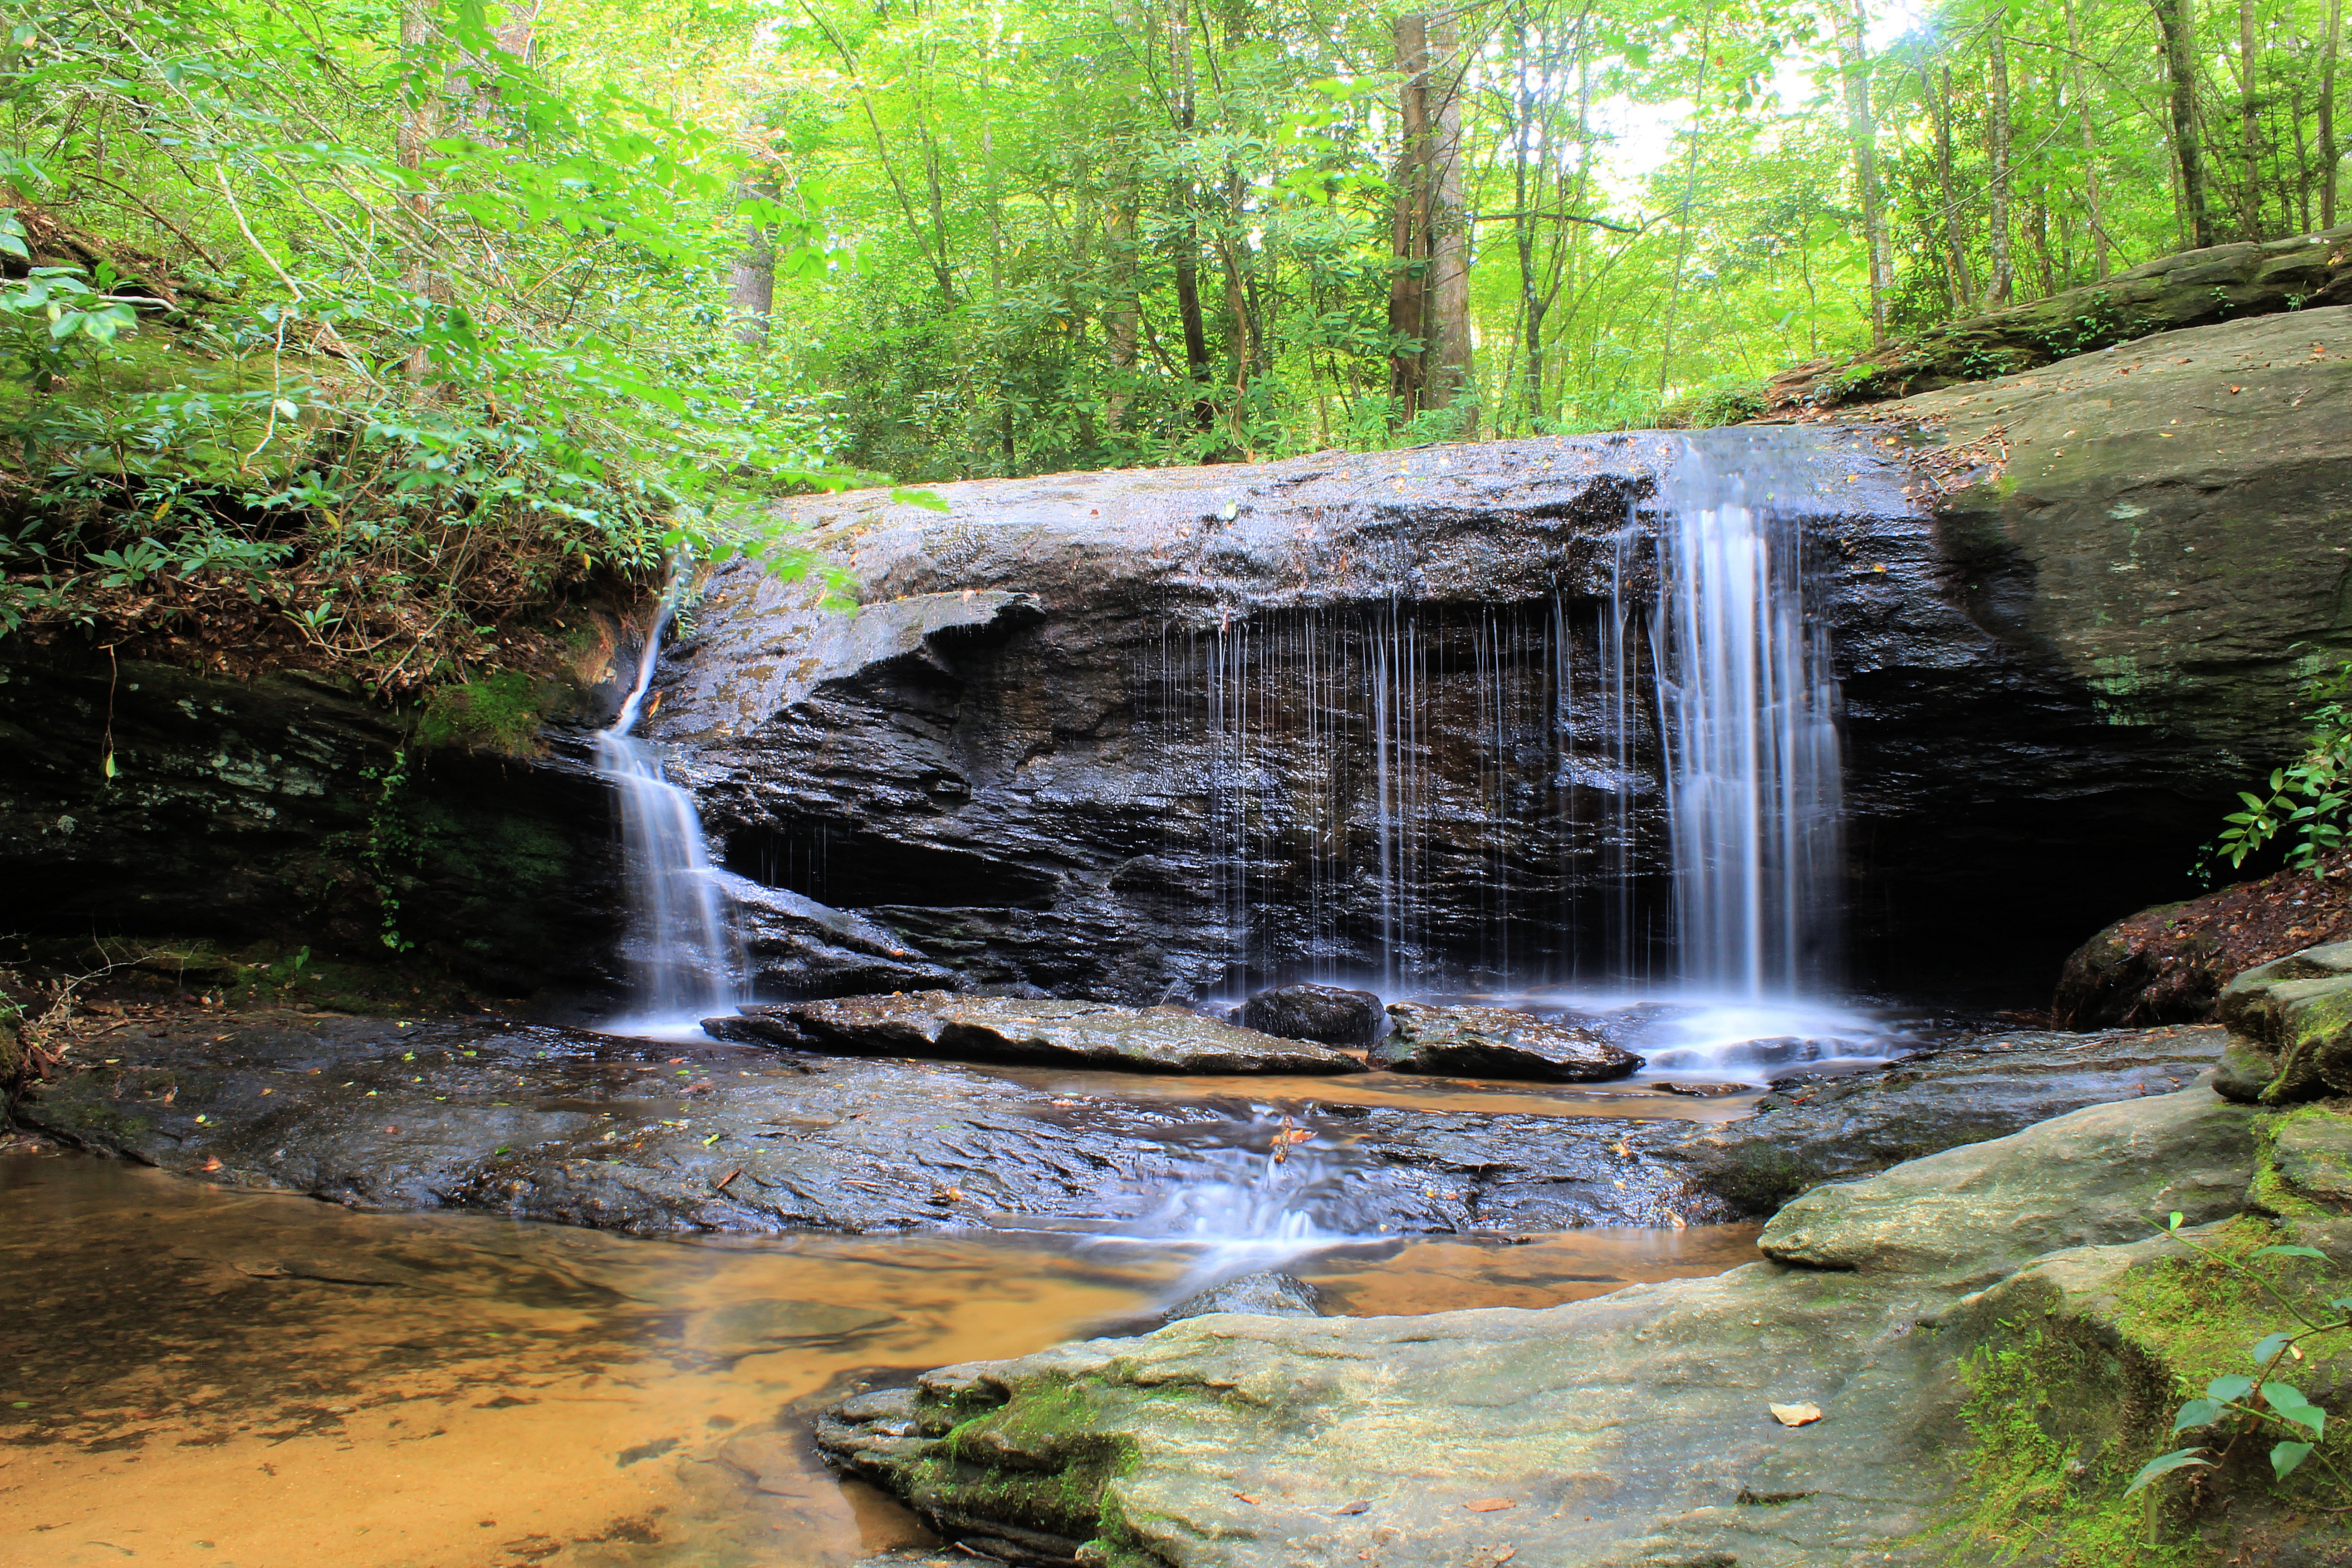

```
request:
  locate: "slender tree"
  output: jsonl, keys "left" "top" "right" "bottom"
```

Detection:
{"left": 2154, "top": 0, "right": 2218, "bottom": 246}
{"left": 1986, "top": 5, "right": 2016, "bottom": 304}
{"left": 2327, "top": 0, "right": 2343, "bottom": 226}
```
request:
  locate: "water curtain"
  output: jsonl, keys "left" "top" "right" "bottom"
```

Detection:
{"left": 1155, "top": 435, "right": 1844, "bottom": 995}
{"left": 594, "top": 562, "right": 743, "bottom": 1021}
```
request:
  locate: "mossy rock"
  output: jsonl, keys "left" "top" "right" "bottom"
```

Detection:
{"left": 2217, "top": 941, "right": 2352, "bottom": 1103}
{"left": 412, "top": 670, "right": 554, "bottom": 755}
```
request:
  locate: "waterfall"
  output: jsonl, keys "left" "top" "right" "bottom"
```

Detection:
{"left": 594, "top": 568, "right": 742, "bottom": 1027}
{"left": 1648, "top": 438, "right": 1845, "bottom": 997}
{"left": 1147, "top": 433, "right": 1850, "bottom": 1021}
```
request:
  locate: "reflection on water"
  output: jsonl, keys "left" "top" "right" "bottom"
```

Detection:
{"left": 0, "top": 1154, "right": 1755, "bottom": 1568}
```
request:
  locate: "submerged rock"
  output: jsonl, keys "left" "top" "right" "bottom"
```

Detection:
{"left": 814, "top": 1083, "right": 2266, "bottom": 1568}
{"left": 1162, "top": 1271, "right": 1322, "bottom": 1323}
{"left": 1369, "top": 1001, "right": 1642, "bottom": 1082}
{"left": 1236, "top": 984, "right": 1384, "bottom": 1048}
{"left": 2214, "top": 939, "right": 2352, "bottom": 1103}
{"left": 1666, "top": 1024, "right": 2225, "bottom": 1212}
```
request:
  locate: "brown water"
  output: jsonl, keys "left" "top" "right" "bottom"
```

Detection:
{"left": 975, "top": 1064, "right": 1763, "bottom": 1122}
{"left": 0, "top": 1154, "right": 1757, "bottom": 1568}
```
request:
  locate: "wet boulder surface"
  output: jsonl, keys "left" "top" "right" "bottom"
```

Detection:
{"left": 1370, "top": 1000, "right": 1642, "bottom": 1082}
{"left": 816, "top": 1084, "right": 2283, "bottom": 1568}
{"left": 704, "top": 992, "right": 1368, "bottom": 1074}
{"left": 1668, "top": 1023, "right": 2226, "bottom": 1212}
{"left": 10, "top": 1010, "right": 1733, "bottom": 1235}
{"left": 1236, "top": 983, "right": 1384, "bottom": 1048}
{"left": 2213, "top": 939, "right": 2352, "bottom": 1102}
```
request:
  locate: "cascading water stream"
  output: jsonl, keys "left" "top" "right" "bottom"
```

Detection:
{"left": 1648, "top": 438, "right": 1845, "bottom": 1000}
{"left": 594, "top": 566, "right": 743, "bottom": 1032}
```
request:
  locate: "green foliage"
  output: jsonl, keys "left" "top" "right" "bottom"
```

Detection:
{"left": 0, "top": 0, "right": 886, "bottom": 684}
{"left": 2129, "top": 1212, "right": 2352, "bottom": 1503}
{"left": 358, "top": 748, "right": 420, "bottom": 951}
{"left": 2217, "top": 658, "right": 2352, "bottom": 878}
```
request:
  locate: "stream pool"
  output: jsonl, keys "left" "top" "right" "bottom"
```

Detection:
{"left": 1, "top": 1152, "right": 1757, "bottom": 1568}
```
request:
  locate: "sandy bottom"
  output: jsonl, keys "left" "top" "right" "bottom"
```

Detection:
{"left": 1, "top": 1154, "right": 1756, "bottom": 1568}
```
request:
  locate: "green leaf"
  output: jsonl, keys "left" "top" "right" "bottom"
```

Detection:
{"left": 2171, "top": 1397, "right": 2225, "bottom": 1433}
{"left": 2264, "top": 1383, "right": 2326, "bottom": 1438}
{"left": 2253, "top": 1333, "right": 2297, "bottom": 1364}
{"left": 2250, "top": 1245, "right": 2328, "bottom": 1259}
{"left": 2207, "top": 1375, "right": 2254, "bottom": 1402}
{"left": 101, "top": 750, "right": 115, "bottom": 779}
{"left": 2272, "top": 1439, "right": 2315, "bottom": 1479}
{"left": 2125, "top": 1448, "right": 2212, "bottom": 1494}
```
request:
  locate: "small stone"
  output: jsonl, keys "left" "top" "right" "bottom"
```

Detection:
{"left": 1239, "top": 984, "right": 1386, "bottom": 1048}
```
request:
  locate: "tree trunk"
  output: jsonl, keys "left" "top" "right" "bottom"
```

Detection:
{"left": 1654, "top": 0, "right": 1715, "bottom": 398}
{"left": 1986, "top": 9, "right": 2016, "bottom": 305}
{"left": 1929, "top": 61, "right": 1975, "bottom": 310}
{"left": 728, "top": 168, "right": 777, "bottom": 348}
{"left": 1388, "top": 13, "right": 1475, "bottom": 430}
{"left": 2062, "top": 0, "right": 2109, "bottom": 278}
{"left": 454, "top": 0, "right": 537, "bottom": 125}
{"left": 397, "top": 0, "right": 440, "bottom": 382}
{"left": 1840, "top": 0, "right": 1888, "bottom": 344}
{"left": 2155, "top": 0, "right": 2217, "bottom": 246}
{"left": 2327, "top": 0, "right": 2342, "bottom": 226}
{"left": 1167, "top": 1, "right": 1213, "bottom": 428}
{"left": 1103, "top": 191, "right": 1140, "bottom": 432}
{"left": 2241, "top": 0, "right": 2264, "bottom": 237}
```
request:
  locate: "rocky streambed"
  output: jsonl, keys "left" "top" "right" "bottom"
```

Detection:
{"left": 8, "top": 985, "right": 2220, "bottom": 1249}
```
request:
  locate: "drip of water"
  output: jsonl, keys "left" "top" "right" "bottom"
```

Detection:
{"left": 1098, "top": 1127, "right": 1359, "bottom": 1295}
{"left": 594, "top": 567, "right": 742, "bottom": 1031}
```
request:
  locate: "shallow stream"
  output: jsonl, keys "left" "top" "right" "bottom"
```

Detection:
{"left": 1, "top": 1153, "right": 1756, "bottom": 1568}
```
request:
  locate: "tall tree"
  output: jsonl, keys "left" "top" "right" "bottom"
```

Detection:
{"left": 1838, "top": 0, "right": 1890, "bottom": 343}
{"left": 2154, "top": 0, "right": 2218, "bottom": 246}
{"left": 2062, "top": 0, "right": 2110, "bottom": 276}
{"left": 2327, "top": 0, "right": 2343, "bottom": 226}
{"left": 397, "top": 0, "right": 441, "bottom": 382}
{"left": 1986, "top": 5, "right": 2016, "bottom": 304}
{"left": 1388, "top": 11, "right": 1475, "bottom": 429}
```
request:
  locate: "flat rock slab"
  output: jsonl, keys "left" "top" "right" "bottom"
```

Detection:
{"left": 1369, "top": 1001, "right": 1642, "bottom": 1082}
{"left": 13, "top": 1010, "right": 1717, "bottom": 1236}
{"left": 819, "top": 1084, "right": 2263, "bottom": 1568}
{"left": 1666, "top": 1023, "right": 2225, "bottom": 1211}
{"left": 706, "top": 992, "right": 1368, "bottom": 1075}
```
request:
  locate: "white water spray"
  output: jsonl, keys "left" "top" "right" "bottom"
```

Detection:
{"left": 594, "top": 567, "right": 743, "bottom": 1030}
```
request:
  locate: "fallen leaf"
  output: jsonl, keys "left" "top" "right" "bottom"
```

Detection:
{"left": 928, "top": 1186, "right": 964, "bottom": 1204}
{"left": 1230, "top": 1491, "right": 1259, "bottom": 1504}
{"left": 1332, "top": 1500, "right": 1371, "bottom": 1516}
{"left": 1492, "top": 1550, "right": 1517, "bottom": 1565}
{"left": 1464, "top": 1498, "right": 1514, "bottom": 1512}
{"left": 713, "top": 1168, "right": 741, "bottom": 1191}
{"left": 1769, "top": 1402, "right": 1823, "bottom": 1427}
{"left": 201, "top": 1157, "right": 223, "bottom": 1173}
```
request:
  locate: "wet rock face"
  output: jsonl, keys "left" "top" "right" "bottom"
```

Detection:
{"left": 704, "top": 992, "right": 1368, "bottom": 1074}
{"left": 1371, "top": 1001, "right": 1642, "bottom": 1083}
{"left": 0, "top": 645, "right": 630, "bottom": 998}
{"left": 1237, "top": 984, "right": 1383, "bottom": 1048}
{"left": 1667, "top": 1024, "right": 2225, "bottom": 1212}
{"left": 647, "top": 311, "right": 2352, "bottom": 1003}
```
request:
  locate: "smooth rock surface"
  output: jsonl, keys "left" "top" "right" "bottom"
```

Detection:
{"left": 1369, "top": 1001, "right": 1642, "bottom": 1082}
{"left": 1666, "top": 1024, "right": 2225, "bottom": 1211}
{"left": 1161, "top": 1271, "right": 1322, "bottom": 1323}
{"left": 706, "top": 992, "right": 1368, "bottom": 1075}
{"left": 817, "top": 1082, "right": 2262, "bottom": 1568}
{"left": 1236, "top": 984, "right": 1384, "bottom": 1048}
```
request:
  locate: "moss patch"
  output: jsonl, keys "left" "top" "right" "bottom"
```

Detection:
{"left": 412, "top": 671, "right": 553, "bottom": 755}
